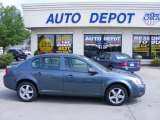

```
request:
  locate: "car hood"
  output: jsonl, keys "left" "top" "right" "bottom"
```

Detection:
{"left": 102, "top": 68, "right": 141, "bottom": 80}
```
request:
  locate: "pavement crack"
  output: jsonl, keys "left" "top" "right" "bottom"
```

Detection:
{"left": 127, "top": 104, "right": 136, "bottom": 120}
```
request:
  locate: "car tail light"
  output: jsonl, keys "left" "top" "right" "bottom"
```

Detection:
{"left": 120, "top": 61, "right": 127, "bottom": 66}
{"left": 5, "top": 68, "right": 8, "bottom": 75}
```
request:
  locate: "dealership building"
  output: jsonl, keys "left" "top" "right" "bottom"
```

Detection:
{"left": 22, "top": 2, "right": 160, "bottom": 64}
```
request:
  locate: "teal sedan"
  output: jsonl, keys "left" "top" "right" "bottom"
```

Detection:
{"left": 3, "top": 54, "right": 145, "bottom": 106}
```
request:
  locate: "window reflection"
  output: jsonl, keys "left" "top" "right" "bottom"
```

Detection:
{"left": 84, "top": 34, "right": 122, "bottom": 58}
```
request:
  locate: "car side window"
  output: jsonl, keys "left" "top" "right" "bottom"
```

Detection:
{"left": 104, "top": 54, "right": 112, "bottom": 60}
{"left": 65, "top": 58, "right": 88, "bottom": 73}
{"left": 51, "top": 57, "right": 60, "bottom": 65}
{"left": 99, "top": 54, "right": 105, "bottom": 60}
{"left": 32, "top": 58, "right": 40, "bottom": 68}
{"left": 41, "top": 57, "right": 60, "bottom": 70}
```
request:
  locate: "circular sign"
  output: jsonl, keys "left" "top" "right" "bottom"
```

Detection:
{"left": 39, "top": 38, "right": 53, "bottom": 53}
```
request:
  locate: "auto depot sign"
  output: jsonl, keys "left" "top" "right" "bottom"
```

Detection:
{"left": 23, "top": 10, "right": 160, "bottom": 28}
{"left": 46, "top": 12, "right": 135, "bottom": 24}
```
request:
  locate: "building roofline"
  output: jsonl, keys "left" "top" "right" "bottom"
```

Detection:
{"left": 22, "top": 2, "right": 160, "bottom": 11}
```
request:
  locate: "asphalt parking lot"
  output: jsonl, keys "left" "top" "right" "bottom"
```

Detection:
{"left": 0, "top": 66, "right": 160, "bottom": 120}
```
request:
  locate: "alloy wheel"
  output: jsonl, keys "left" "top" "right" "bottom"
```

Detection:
{"left": 105, "top": 85, "right": 128, "bottom": 106}
{"left": 19, "top": 85, "right": 34, "bottom": 100}
{"left": 109, "top": 88, "right": 125, "bottom": 104}
{"left": 17, "top": 82, "right": 38, "bottom": 102}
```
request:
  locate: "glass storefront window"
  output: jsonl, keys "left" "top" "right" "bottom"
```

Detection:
{"left": 38, "top": 34, "right": 55, "bottom": 54}
{"left": 103, "top": 34, "right": 121, "bottom": 52}
{"left": 56, "top": 35, "right": 73, "bottom": 53}
{"left": 84, "top": 34, "right": 122, "bottom": 58}
{"left": 133, "top": 35, "right": 160, "bottom": 59}
{"left": 133, "top": 35, "right": 150, "bottom": 59}
{"left": 84, "top": 35, "right": 102, "bottom": 58}
{"left": 151, "top": 36, "right": 160, "bottom": 58}
{"left": 38, "top": 34, "right": 73, "bottom": 54}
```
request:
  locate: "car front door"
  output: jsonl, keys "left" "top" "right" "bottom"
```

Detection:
{"left": 63, "top": 57, "right": 101, "bottom": 96}
{"left": 31, "top": 57, "right": 63, "bottom": 94}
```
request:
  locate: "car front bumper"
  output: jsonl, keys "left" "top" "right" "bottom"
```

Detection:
{"left": 130, "top": 83, "right": 146, "bottom": 98}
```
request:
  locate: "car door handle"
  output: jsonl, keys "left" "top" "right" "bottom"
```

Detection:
{"left": 37, "top": 72, "right": 42, "bottom": 76}
{"left": 67, "top": 75, "right": 73, "bottom": 78}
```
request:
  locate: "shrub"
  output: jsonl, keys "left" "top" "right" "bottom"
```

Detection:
{"left": 34, "top": 49, "right": 39, "bottom": 56}
{"left": 151, "top": 58, "right": 160, "bottom": 66}
{"left": 34, "top": 50, "right": 52, "bottom": 56}
{"left": 0, "top": 54, "right": 14, "bottom": 68}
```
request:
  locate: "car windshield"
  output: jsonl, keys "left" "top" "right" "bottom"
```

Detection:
{"left": 114, "top": 53, "right": 132, "bottom": 60}
{"left": 83, "top": 56, "right": 110, "bottom": 71}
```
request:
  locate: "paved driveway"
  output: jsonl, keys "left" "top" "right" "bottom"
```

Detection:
{"left": 0, "top": 67, "right": 160, "bottom": 120}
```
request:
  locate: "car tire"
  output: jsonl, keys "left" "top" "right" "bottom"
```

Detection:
{"left": 108, "top": 65, "right": 113, "bottom": 70}
{"left": 104, "top": 85, "right": 128, "bottom": 106}
{"left": 17, "top": 82, "right": 38, "bottom": 102}
{"left": 16, "top": 57, "right": 19, "bottom": 61}
{"left": 24, "top": 57, "right": 27, "bottom": 60}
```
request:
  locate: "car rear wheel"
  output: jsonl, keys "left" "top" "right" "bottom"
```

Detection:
{"left": 108, "top": 65, "right": 113, "bottom": 70}
{"left": 104, "top": 85, "right": 128, "bottom": 106}
{"left": 17, "top": 82, "right": 37, "bottom": 102}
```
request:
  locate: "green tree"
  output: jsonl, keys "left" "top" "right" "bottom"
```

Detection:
{"left": 0, "top": 5, "right": 30, "bottom": 53}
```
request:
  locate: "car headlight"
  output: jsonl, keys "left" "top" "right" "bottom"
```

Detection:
{"left": 131, "top": 78, "right": 142, "bottom": 85}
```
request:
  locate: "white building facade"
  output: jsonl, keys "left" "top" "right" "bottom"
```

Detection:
{"left": 22, "top": 2, "right": 160, "bottom": 64}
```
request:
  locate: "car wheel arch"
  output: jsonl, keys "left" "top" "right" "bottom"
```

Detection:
{"left": 104, "top": 83, "right": 130, "bottom": 97}
{"left": 16, "top": 74, "right": 38, "bottom": 86}
{"left": 16, "top": 79, "right": 39, "bottom": 94}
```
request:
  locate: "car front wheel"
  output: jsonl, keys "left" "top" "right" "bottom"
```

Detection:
{"left": 104, "top": 85, "right": 128, "bottom": 106}
{"left": 16, "top": 57, "right": 20, "bottom": 61}
{"left": 17, "top": 82, "right": 38, "bottom": 102}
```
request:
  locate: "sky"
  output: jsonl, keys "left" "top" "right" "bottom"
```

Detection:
{"left": 0, "top": 0, "right": 160, "bottom": 14}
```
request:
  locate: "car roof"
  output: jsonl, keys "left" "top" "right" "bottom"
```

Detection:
{"left": 8, "top": 49, "right": 20, "bottom": 51}
{"left": 103, "top": 52, "right": 121, "bottom": 54}
{"left": 34, "top": 53, "right": 84, "bottom": 58}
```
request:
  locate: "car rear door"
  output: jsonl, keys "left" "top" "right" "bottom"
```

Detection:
{"left": 31, "top": 56, "right": 63, "bottom": 94}
{"left": 63, "top": 57, "right": 101, "bottom": 96}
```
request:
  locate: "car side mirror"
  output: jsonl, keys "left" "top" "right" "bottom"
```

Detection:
{"left": 88, "top": 68, "right": 97, "bottom": 74}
